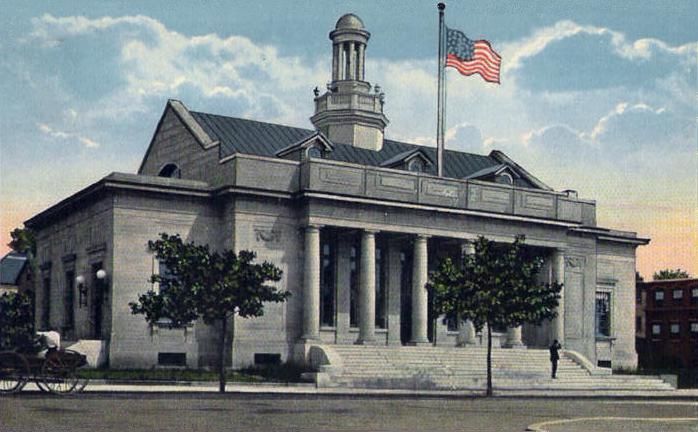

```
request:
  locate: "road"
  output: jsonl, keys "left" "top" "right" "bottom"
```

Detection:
{"left": 1, "top": 394, "right": 696, "bottom": 432}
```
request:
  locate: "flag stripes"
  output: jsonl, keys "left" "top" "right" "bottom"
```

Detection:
{"left": 445, "top": 28, "right": 501, "bottom": 84}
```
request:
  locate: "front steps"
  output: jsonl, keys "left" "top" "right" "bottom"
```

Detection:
{"left": 320, "top": 345, "right": 673, "bottom": 391}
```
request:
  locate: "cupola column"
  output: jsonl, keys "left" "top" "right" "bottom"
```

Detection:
{"left": 357, "top": 43, "right": 365, "bottom": 81}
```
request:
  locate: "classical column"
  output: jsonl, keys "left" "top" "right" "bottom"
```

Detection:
{"left": 551, "top": 249, "right": 565, "bottom": 344}
{"left": 457, "top": 241, "right": 477, "bottom": 346}
{"left": 301, "top": 225, "right": 321, "bottom": 341}
{"left": 347, "top": 42, "right": 355, "bottom": 80}
{"left": 357, "top": 43, "right": 365, "bottom": 81}
{"left": 410, "top": 235, "right": 429, "bottom": 345}
{"left": 504, "top": 326, "right": 525, "bottom": 348}
{"left": 357, "top": 230, "right": 376, "bottom": 344}
{"left": 332, "top": 44, "right": 340, "bottom": 81}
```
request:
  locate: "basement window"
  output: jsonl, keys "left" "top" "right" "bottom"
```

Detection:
{"left": 158, "top": 352, "right": 186, "bottom": 367}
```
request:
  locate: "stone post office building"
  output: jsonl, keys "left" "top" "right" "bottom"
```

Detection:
{"left": 26, "top": 14, "right": 647, "bottom": 371}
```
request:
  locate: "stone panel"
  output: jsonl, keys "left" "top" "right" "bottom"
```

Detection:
{"left": 306, "top": 163, "right": 365, "bottom": 195}
{"left": 466, "top": 183, "right": 514, "bottom": 214}
{"left": 418, "top": 178, "right": 463, "bottom": 208}
{"left": 514, "top": 190, "right": 556, "bottom": 219}
{"left": 581, "top": 202, "right": 597, "bottom": 226}
{"left": 365, "top": 171, "right": 418, "bottom": 202}
{"left": 557, "top": 198, "right": 583, "bottom": 223}
{"left": 564, "top": 256, "right": 586, "bottom": 340}
{"left": 234, "top": 157, "right": 299, "bottom": 192}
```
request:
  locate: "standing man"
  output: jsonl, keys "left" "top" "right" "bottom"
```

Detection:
{"left": 549, "top": 339, "right": 562, "bottom": 379}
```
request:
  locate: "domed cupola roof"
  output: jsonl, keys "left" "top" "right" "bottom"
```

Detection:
{"left": 335, "top": 13, "right": 365, "bottom": 30}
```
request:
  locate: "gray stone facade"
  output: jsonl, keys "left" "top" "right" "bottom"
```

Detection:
{"left": 25, "top": 13, "right": 647, "bottom": 371}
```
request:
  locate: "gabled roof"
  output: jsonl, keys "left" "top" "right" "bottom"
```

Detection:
{"left": 189, "top": 110, "right": 531, "bottom": 184}
{"left": 0, "top": 252, "right": 27, "bottom": 285}
{"left": 380, "top": 148, "right": 433, "bottom": 168}
{"left": 275, "top": 131, "right": 334, "bottom": 157}
{"left": 464, "top": 163, "right": 520, "bottom": 180}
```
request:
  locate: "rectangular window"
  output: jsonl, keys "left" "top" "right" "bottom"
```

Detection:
{"left": 673, "top": 289, "right": 683, "bottom": 301}
{"left": 651, "top": 323, "right": 662, "bottom": 336}
{"left": 654, "top": 290, "right": 664, "bottom": 307}
{"left": 320, "top": 232, "right": 336, "bottom": 327}
{"left": 692, "top": 288, "right": 698, "bottom": 304}
{"left": 636, "top": 316, "right": 642, "bottom": 332}
{"left": 349, "top": 244, "right": 359, "bottom": 328}
{"left": 42, "top": 276, "right": 51, "bottom": 330}
{"left": 595, "top": 291, "right": 611, "bottom": 337}
{"left": 375, "top": 244, "right": 387, "bottom": 329}
{"left": 157, "top": 352, "right": 186, "bottom": 367}
{"left": 64, "top": 270, "right": 75, "bottom": 330}
{"left": 690, "top": 322, "right": 698, "bottom": 335}
{"left": 155, "top": 261, "right": 183, "bottom": 327}
{"left": 670, "top": 323, "right": 680, "bottom": 337}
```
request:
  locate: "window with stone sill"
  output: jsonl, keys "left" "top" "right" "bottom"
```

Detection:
{"left": 690, "top": 322, "right": 698, "bottom": 336}
{"left": 670, "top": 323, "right": 681, "bottom": 337}
{"left": 595, "top": 291, "right": 612, "bottom": 337}
{"left": 153, "top": 259, "right": 188, "bottom": 328}
{"left": 692, "top": 288, "right": 698, "bottom": 304}
{"left": 673, "top": 289, "right": 684, "bottom": 302}
{"left": 654, "top": 290, "right": 664, "bottom": 307}
{"left": 651, "top": 323, "right": 662, "bottom": 336}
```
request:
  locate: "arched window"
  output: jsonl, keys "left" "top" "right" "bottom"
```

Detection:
{"left": 307, "top": 146, "right": 323, "bottom": 159}
{"left": 496, "top": 172, "right": 513, "bottom": 185}
{"left": 158, "top": 163, "right": 181, "bottom": 178}
{"left": 407, "top": 158, "right": 424, "bottom": 173}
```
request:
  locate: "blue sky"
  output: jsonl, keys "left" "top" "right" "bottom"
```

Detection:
{"left": 1, "top": 0, "right": 696, "bottom": 277}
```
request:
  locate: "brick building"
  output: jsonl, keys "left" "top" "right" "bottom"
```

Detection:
{"left": 636, "top": 278, "right": 698, "bottom": 368}
{"left": 25, "top": 14, "right": 648, "bottom": 371}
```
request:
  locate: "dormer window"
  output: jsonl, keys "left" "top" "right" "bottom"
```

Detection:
{"left": 307, "top": 146, "right": 323, "bottom": 159}
{"left": 496, "top": 172, "right": 513, "bottom": 185}
{"left": 158, "top": 163, "right": 181, "bottom": 178}
{"left": 407, "top": 158, "right": 425, "bottom": 173}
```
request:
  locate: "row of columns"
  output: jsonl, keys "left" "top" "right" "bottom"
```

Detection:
{"left": 332, "top": 42, "right": 366, "bottom": 82}
{"left": 301, "top": 224, "right": 566, "bottom": 346}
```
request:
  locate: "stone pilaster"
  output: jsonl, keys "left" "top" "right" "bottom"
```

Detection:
{"left": 356, "top": 230, "right": 376, "bottom": 344}
{"left": 301, "top": 225, "right": 321, "bottom": 341}
{"left": 386, "top": 239, "right": 402, "bottom": 346}
{"left": 551, "top": 249, "right": 565, "bottom": 344}
{"left": 410, "top": 235, "right": 429, "bottom": 345}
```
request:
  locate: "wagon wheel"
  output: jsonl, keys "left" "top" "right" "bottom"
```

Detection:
{"left": 0, "top": 351, "right": 30, "bottom": 394}
{"left": 40, "top": 355, "right": 80, "bottom": 395}
{"left": 63, "top": 350, "right": 89, "bottom": 394}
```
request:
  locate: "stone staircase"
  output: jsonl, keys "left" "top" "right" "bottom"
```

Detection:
{"left": 321, "top": 345, "right": 673, "bottom": 391}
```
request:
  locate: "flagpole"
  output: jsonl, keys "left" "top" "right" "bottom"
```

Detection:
{"left": 436, "top": 3, "right": 446, "bottom": 177}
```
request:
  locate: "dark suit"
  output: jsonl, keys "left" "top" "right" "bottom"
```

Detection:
{"left": 549, "top": 341, "right": 562, "bottom": 378}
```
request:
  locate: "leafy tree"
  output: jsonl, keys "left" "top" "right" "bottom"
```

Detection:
{"left": 8, "top": 227, "right": 36, "bottom": 257}
{"left": 0, "top": 291, "right": 41, "bottom": 352}
{"left": 427, "top": 235, "right": 562, "bottom": 396}
{"left": 130, "top": 233, "right": 290, "bottom": 393}
{"left": 653, "top": 268, "right": 690, "bottom": 280}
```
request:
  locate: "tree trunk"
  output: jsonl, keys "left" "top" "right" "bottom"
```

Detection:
{"left": 486, "top": 323, "right": 493, "bottom": 397}
{"left": 218, "top": 317, "right": 227, "bottom": 393}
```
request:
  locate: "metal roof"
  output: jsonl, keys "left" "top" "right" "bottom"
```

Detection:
{"left": 190, "top": 111, "right": 532, "bottom": 183}
{"left": 0, "top": 252, "right": 27, "bottom": 285}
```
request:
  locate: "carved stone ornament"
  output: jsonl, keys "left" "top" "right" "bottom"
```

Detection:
{"left": 565, "top": 256, "right": 585, "bottom": 269}
{"left": 254, "top": 226, "right": 281, "bottom": 243}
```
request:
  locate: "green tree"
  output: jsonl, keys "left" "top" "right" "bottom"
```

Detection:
{"left": 129, "top": 233, "right": 289, "bottom": 393}
{"left": 8, "top": 227, "right": 36, "bottom": 257}
{"left": 652, "top": 268, "right": 690, "bottom": 280}
{"left": 427, "top": 235, "right": 562, "bottom": 396}
{"left": 0, "top": 291, "right": 40, "bottom": 352}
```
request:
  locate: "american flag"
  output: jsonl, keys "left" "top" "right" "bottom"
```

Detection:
{"left": 445, "top": 27, "right": 501, "bottom": 84}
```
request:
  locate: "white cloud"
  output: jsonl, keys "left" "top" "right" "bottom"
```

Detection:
{"left": 37, "top": 122, "right": 100, "bottom": 148}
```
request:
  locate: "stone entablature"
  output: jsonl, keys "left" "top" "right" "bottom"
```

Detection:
{"left": 220, "top": 155, "right": 597, "bottom": 226}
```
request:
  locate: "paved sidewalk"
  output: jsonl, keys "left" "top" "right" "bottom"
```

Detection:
{"left": 19, "top": 381, "right": 698, "bottom": 399}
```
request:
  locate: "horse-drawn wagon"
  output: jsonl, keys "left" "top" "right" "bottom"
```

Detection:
{"left": 0, "top": 349, "right": 89, "bottom": 395}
